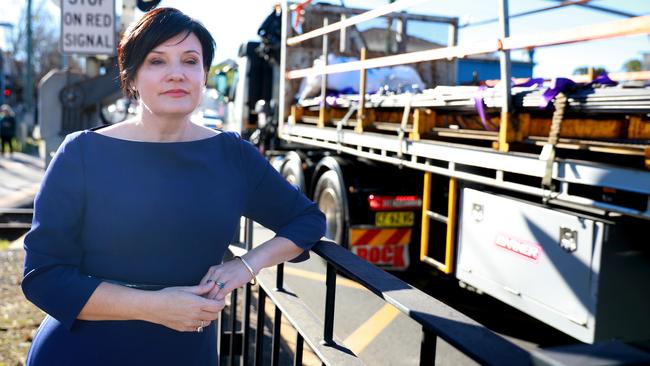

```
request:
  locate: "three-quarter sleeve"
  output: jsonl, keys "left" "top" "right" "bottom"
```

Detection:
{"left": 21, "top": 132, "right": 101, "bottom": 330}
{"left": 239, "top": 136, "right": 326, "bottom": 251}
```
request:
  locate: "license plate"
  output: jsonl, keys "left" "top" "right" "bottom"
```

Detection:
{"left": 375, "top": 212, "right": 414, "bottom": 227}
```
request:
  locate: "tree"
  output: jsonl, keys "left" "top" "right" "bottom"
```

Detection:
{"left": 622, "top": 59, "right": 642, "bottom": 72}
{"left": 8, "top": 0, "right": 81, "bottom": 92}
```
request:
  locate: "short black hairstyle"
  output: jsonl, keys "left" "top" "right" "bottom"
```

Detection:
{"left": 117, "top": 7, "right": 215, "bottom": 99}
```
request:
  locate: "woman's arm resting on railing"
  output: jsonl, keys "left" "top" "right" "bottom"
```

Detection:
{"left": 202, "top": 236, "right": 304, "bottom": 300}
{"left": 200, "top": 135, "right": 326, "bottom": 301}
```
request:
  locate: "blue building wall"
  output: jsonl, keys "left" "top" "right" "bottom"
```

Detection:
{"left": 456, "top": 58, "right": 534, "bottom": 85}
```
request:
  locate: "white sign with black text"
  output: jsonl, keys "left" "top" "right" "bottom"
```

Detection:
{"left": 61, "top": 0, "right": 116, "bottom": 55}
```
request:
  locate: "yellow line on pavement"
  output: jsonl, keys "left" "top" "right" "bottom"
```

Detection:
{"left": 283, "top": 266, "right": 367, "bottom": 290}
{"left": 343, "top": 303, "right": 401, "bottom": 355}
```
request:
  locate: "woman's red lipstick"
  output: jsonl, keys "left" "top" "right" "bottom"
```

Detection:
{"left": 162, "top": 89, "right": 189, "bottom": 97}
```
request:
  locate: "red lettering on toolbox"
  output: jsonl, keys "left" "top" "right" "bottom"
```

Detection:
{"left": 495, "top": 233, "right": 542, "bottom": 261}
{"left": 393, "top": 246, "right": 405, "bottom": 267}
{"left": 381, "top": 246, "right": 393, "bottom": 263}
{"left": 369, "top": 247, "right": 380, "bottom": 262}
{"left": 357, "top": 247, "right": 368, "bottom": 260}
{"left": 353, "top": 245, "right": 406, "bottom": 268}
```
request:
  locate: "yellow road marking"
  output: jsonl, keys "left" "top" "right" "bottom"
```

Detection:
{"left": 283, "top": 266, "right": 367, "bottom": 290}
{"left": 343, "top": 303, "right": 401, "bottom": 355}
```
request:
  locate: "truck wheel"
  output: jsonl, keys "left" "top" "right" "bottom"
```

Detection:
{"left": 314, "top": 170, "right": 347, "bottom": 247}
{"left": 281, "top": 154, "right": 306, "bottom": 192}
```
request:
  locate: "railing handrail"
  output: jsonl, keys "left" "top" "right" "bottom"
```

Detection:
{"left": 311, "top": 240, "right": 531, "bottom": 365}
{"left": 227, "top": 236, "right": 532, "bottom": 365}
{"left": 286, "top": 14, "right": 650, "bottom": 79}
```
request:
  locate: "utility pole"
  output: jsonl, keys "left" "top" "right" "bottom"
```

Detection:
{"left": 24, "top": 0, "right": 34, "bottom": 125}
{"left": 0, "top": 22, "right": 13, "bottom": 106}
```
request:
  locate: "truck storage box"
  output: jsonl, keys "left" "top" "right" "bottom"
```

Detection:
{"left": 457, "top": 188, "right": 650, "bottom": 343}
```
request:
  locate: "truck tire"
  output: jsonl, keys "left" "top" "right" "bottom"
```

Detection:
{"left": 281, "top": 153, "right": 306, "bottom": 192}
{"left": 313, "top": 170, "right": 348, "bottom": 247}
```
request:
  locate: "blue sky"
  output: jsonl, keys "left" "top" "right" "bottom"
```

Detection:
{"left": 1, "top": 0, "right": 648, "bottom": 78}
{"left": 147, "top": 0, "right": 650, "bottom": 77}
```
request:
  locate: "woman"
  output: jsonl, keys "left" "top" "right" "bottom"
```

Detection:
{"left": 0, "top": 104, "right": 16, "bottom": 157}
{"left": 22, "top": 8, "right": 325, "bottom": 365}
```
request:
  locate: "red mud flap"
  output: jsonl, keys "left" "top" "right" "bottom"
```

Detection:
{"left": 349, "top": 227, "right": 411, "bottom": 270}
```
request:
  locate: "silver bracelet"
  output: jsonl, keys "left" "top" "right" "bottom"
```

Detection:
{"left": 235, "top": 256, "right": 257, "bottom": 285}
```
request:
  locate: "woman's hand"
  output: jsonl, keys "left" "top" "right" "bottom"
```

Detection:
{"left": 145, "top": 282, "right": 225, "bottom": 332}
{"left": 200, "top": 258, "right": 256, "bottom": 301}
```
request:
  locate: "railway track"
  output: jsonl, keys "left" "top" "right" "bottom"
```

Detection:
{"left": 0, "top": 208, "right": 33, "bottom": 241}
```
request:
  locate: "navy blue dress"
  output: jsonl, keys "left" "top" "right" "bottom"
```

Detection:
{"left": 22, "top": 130, "right": 326, "bottom": 365}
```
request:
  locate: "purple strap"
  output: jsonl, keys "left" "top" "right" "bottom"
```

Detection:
{"left": 514, "top": 77, "right": 545, "bottom": 88}
{"left": 586, "top": 73, "right": 617, "bottom": 87}
{"left": 473, "top": 85, "right": 494, "bottom": 131}
{"left": 540, "top": 77, "right": 575, "bottom": 108}
{"left": 538, "top": 73, "right": 617, "bottom": 109}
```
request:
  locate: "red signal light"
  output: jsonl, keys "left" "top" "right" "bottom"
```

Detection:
{"left": 3, "top": 89, "right": 10, "bottom": 97}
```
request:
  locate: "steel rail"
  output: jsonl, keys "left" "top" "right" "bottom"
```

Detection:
{"left": 286, "top": 15, "right": 650, "bottom": 79}
{"left": 286, "top": 0, "right": 429, "bottom": 46}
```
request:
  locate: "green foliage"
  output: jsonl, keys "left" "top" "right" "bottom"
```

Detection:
{"left": 623, "top": 59, "right": 642, "bottom": 72}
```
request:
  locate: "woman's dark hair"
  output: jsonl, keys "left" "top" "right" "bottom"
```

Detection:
{"left": 117, "top": 7, "right": 215, "bottom": 99}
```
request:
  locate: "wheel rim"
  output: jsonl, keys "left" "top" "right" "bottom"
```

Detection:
{"left": 318, "top": 187, "right": 342, "bottom": 243}
{"left": 285, "top": 173, "right": 298, "bottom": 187}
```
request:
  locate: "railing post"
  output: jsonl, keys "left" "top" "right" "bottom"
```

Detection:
{"left": 420, "top": 328, "right": 437, "bottom": 365}
{"left": 255, "top": 288, "right": 266, "bottom": 366}
{"left": 294, "top": 333, "right": 304, "bottom": 366}
{"left": 217, "top": 308, "right": 225, "bottom": 361}
{"left": 275, "top": 262, "right": 285, "bottom": 291}
{"left": 321, "top": 262, "right": 337, "bottom": 345}
{"left": 242, "top": 218, "right": 254, "bottom": 365}
{"left": 272, "top": 303, "right": 282, "bottom": 366}
{"left": 272, "top": 263, "right": 285, "bottom": 366}
{"left": 228, "top": 288, "right": 238, "bottom": 366}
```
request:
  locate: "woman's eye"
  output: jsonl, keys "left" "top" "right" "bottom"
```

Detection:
{"left": 185, "top": 59, "right": 198, "bottom": 65}
{"left": 149, "top": 59, "right": 163, "bottom": 65}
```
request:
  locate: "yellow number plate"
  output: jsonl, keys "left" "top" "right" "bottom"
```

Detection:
{"left": 375, "top": 212, "right": 414, "bottom": 227}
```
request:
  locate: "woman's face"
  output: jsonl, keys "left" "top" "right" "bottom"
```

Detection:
{"left": 133, "top": 32, "right": 205, "bottom": 118}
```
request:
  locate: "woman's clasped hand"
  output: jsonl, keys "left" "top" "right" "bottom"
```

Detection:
{"left": 148, "top": 282, "right": 225, "bottom": 333}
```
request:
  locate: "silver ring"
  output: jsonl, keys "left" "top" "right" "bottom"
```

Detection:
{"left": 216, "top": 281, "right": 225, "bottom": 289}
{"left": 197, "top": 326, "right": 203, "bottom": 333}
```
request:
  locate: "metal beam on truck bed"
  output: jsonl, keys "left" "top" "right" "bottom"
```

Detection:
{"left": 280, "top": 124, "right": 650, "bottom": 219}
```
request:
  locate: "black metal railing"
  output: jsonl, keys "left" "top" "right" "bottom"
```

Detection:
{"left": 218, "top": 217, "right": 532, "bottom": 365}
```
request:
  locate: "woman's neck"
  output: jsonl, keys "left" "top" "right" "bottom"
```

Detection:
{"left": 134, "top": 110, "right": 193, "bottom": 142}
